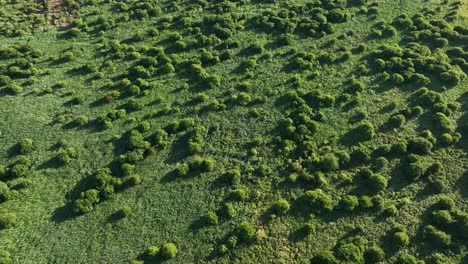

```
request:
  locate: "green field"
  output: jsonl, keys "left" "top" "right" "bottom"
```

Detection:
{"left": 0, "top": 0, "right": 467, "bottom": 263}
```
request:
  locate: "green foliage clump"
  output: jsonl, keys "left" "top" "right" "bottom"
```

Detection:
{"left": 396, "top": 254, "right": 424, "bottom": 264}
{"left": 340, "top": 195, "right": 359, "bottom": 211}
{"left": 364, "top": 245, "right": 385, "bottom": 263}
{"left": 393, "top": 231, "right": 410, "bottom": 248}
{"left": 422, "top": 225, "right": 451, "bottom": 248}
{"left": 118, "top": 206, "right": 132, "bottom": 218}
{"left": 354, "top": 122, "right": 375, "bottom": 141}
{"left": 0, "top": 250, "right": 12, "bottom": 264}
{"left": 236, "top": 221, "right": 256, "bottom": 242}
{"left": 18, "top": 138, "right": 33, "bottom": 154}
{"left": 321, "top": 153, "right": 339, "bottom": 172}
{"left": 204, "top": 211, "right": 218, "bottom": 225}
{"left": 272, "top": 198, "right": 290, "bottom": 215}
{"left": 0, "top": 213, "right": 16, "bottom": 229}
{"left": 160, "top": 243, "right": 178, "bottom": 259}
{"left": 408, "top": 137, "right": 433, "bottom": 154}
{"left": 73, "top": 189, "right": 100, "bottom": 215}
{"left": 311, "top": 251, "right": 337, "bottom": 264}
{"left": 303, "top": 189, "right": 333, "bottom": 213}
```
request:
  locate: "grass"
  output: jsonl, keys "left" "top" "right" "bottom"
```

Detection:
{"left": 0, "top": 0, "right": 467, "bottom": 263}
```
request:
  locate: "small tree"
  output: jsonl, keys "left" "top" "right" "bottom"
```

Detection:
{"left": 160, "top": 243, "right": 178, "bottom": 259}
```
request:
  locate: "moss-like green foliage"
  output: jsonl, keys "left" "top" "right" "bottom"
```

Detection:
{"left": 160, "top": 243, "right": 178, "bottom": 259}
{"left": 0, "top": 213, "right": 16, "bottom": 229}
{"left": 396, "top": 254, "right": 424, "bottom": 264}
{"left": 272, "top": 198, "right": 290, "bottom": 215}
{"left": 364, "top": 246, "right": 385, "bottom": 263}
{"left": 18, "top": 138, "right": 33, "bottom": 154}
{"left": 335, "top": 241, "right": 364, "bottom": 263}
{"left": 204, "top": 211, "right": 218, "bottom": 225}
{"left": 311, "top": 250, "right": 337, "bottom": 264}
{"left": 321, "top": 153, "right": 339, "bottom": 172}
{"left": 393, "top": 232, "right": 410, "bottom": 248}
{"left": 236, "top": 221, "right": 256, "bottom": 242}
{"left": 146, "top": 245, "right": 159, "bottom": 257}
{"left": 73, "top": 189, "right": 100, "bottom": 215}
{"left": 0, "top": 250, "right": 12, "bottom": 264}
{"left": 303, "top": 189, "right": 333, "bottom": 213}
{"left": 340, "top": 195, "right": 359, "bottom": 211}
{"left": 422, "top": 225, "right": 451, "bottom": 248}
{"left": 118, "top": 206, "right": 132, "bottom": 218}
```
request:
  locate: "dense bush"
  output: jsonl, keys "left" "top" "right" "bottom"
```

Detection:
{"left": 422, "top": 225, "right": 451, "bottom": 247}
{"left": 73, "top": 189, "right": 100, "bottom": 215}
{"left": 393, "top": 231, "right": 410, "bottom": 247}
{"left": 272, "top": 198, "right": 290, "bottom": 215}
{"left": 18, "top": 138, "right": 33, "bottom": 154}
{"left": 397, "top": 254, "right": 424, "bottom": 264}
{"left": 321, "top": 153, "right": 339, "bottom": 172}
{"left": 204, "top": 211, "right": 218, "bottom": 225}
{"left": 0, "top": 250, "right": 12, "bottom": 264}
{"left": 311, "top": 250, "right": 337, "bottom": 264}
{"left": 303, "top": 189, "right": 333, "bottom": 213}
{"left": 160, "top": 243, "right": 178, "bottom": 259}
{"left": 340, "top": 195, "right": 359, "bottom": 211}
{"left": 335, "top": 242, "right": 364, "bottom": 263}
{"left": 354, "top": 122, "right": 375, "bottom": 141}
{"left": 364, "top": 246, "right": 385, "bottom": 263}
{"left": 0, "top": 213, "right": 16, "bottom": 229}
{"left": 236, "top": 221, "right": 256, "bottom": 242}
{"left": 408, "top": 137, "right": 433, "bottom": 154}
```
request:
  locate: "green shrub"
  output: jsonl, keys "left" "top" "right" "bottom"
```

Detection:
{"left": 408, "top": 137, "right": 433, "bottom": 154}
{"left": 160, "top": 242, "right": 178, "bottom": 259}
{"left": 351, "top": 148, "right": 370, "bottom": 164}
{"left": 146, "top": 245, "right": 159, "bottom": 257}
{"left": 175, "top": 163, "right": 189, "bottom": 177}
{"left": 255, "top": 164, "right": 272, "bottom": 177}
{"left": 393, "top": 232, "right": 410, "bottom": 247}
{"left": 354, "top": 122, "right": 375, "bottom": 141}
{"left": 340, "top": 195, "right": 359, "bottom": 211}
{"left": 364, "top": 246, "right": 385, "bottom": 263}
{"left": 237, "top": 221, "right": 256, "bottom": 242}
{"left": 404, "top": 162, "right": 425, "bottom": 181}
{"left": 272, "top": 198, "right": 290, "bottom": 215}
{"left": 431, "top": 210, "right": 452, "bottom": 226}
{"left": 0, "top": 213, "right": 16, "bottom": 229}
{"left": 321, "top": 153, "right": 339, "bottom": 172}
{"left": 303, "top": 222, "right": 316, "bottom": 235}
{"left": 127, "top": 175, "right": 142, "bottom": 186}
{"left": 0, "top": 250, "right": 12, "bottom": 264}
{"left": 422, "top": 225, "right": 451, "bottom": 247}
{"left": 311, "top": 250, "right": 337, "bottom": 264}
{"left": 335, "top": 242, "right": 364, "bottom": 263}
{"left": 397, "top": 254, "right": 424, "bottom": 264}
{"left": 303, "top": 189, "right": 333, "bottom": 213}
{"left": 435, "top": 195, "right": 455, "bottom": 210}
{"left": 118, "top": 206, "right": 132, "bottom": 218}
{"left": 389, "top": 114, "right": 405, "bottom": 128}
{"left": 368, "top": 173, "right": 388, "bottom": 193}
{"left": 204, "top": 211, "right": 218, "bottom": 225}
{"left": 18, "top": 138, "right": 33, "bottom": 154}
{"left": 224, "top": 169, "right": 241, "bottom": 185}
{"left": 4, "top": 84, "right": 23, "bottom": 95}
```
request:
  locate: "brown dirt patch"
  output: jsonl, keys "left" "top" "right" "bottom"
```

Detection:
{"left": 46, "top": 0, "right": 71, "bottom": 29}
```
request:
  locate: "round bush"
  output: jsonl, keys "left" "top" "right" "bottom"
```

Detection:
{"left": 368, "top": 173, "right": 388, "bottom": 193}
{"left": 335, "top": 243, "right": 364, "bottom": 263}
{"left": 404, "top": 162, "right": 425, "bottom": 181}
{"left": 118, "top": 206, "right": 132, "bottom": 218}
{"left": 397, "top": 254, "right": 423, "bottom": 264}
{"left": 18, "top": 138, "right": 33, "bottom": 154}
{"left": 389, "top": 114, "right": 405, "bottom": 128}
{"left": 321, "top": 153, "right": 339, "bottom": 172}
{"left": 354, "top": 122, "right": 375, "bottom": 141}
{"left": 408, "top": 137, "right": 433, "bottom": 154}
{"left": 431, "top": 210, "right": 452, "bottom": 226}
{"left": 340, "top": 195, "right": 359, "bottom": 211}
{"left": 160, "top": 242, "right": 178, "bottom": 259}
{"left": 393, "top": 232, "right": 410, "bottom": 247}
{"left": 303, "top": 189, "right": 333, "bottom": 213}
{"left": 205, "top": 211, "right": 218, "bottom": 225}
{"left": 272, "top": 198, "right": 290, "bottom": 215}
{"left": 0, "top": 213, "right": 16, "bottom": 229}
{"left": 311, "top": 250, "right": 337, "bottom": 264}
{"left": 146, "top": 245, "right": 159, "bottom": 257}
{"left": 0, "top": 250, "right": 12, "bottom": 264}
{"left": 237, "top": 221, "right": 256, "bottom": 242}
{"left": 435, "top": 195, "right": 455, "bottom": 210}
{"left": 364, "top": 246, "right": 385, "bottom": 263}
{"left": 422, "top": 225, "right": 451, "bottom": 247}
